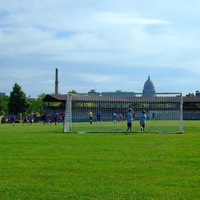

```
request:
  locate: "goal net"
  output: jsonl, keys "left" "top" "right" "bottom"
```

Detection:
{"left": 63, "top": 93, "right": 183, "bottom": 133}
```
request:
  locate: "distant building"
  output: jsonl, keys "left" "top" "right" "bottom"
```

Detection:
{"left": 102, "top": 90, "right": 136, "bottom": 97}
{"left": 27, "top": 95, "right": 36, "bottom": 100}
{"left": 196, "top": 90, "right": 200, "bottom": 97}
{"left": 88, "top": 89, "right": 101, "bottom": 96}
{"left": 0, "top": 92, "right": 6, "bottom": 97}
{"left": 87, "top": 89, "right": 136, "bottom": 97}
{"left": 142, "top": 75, "right": 156, "bottom": 97}
{"left": 87, "top": 76, "right": 156, "bottom": 98}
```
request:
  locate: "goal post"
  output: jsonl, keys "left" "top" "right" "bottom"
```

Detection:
{"left": 63, "top": 93, "right": 183, "bottom": 133}
{"left": 63, "top": 93, "right": 72, "bottom": 132}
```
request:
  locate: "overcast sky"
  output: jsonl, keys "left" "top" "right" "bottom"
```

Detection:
{"left": 0, "top": 0, "right": 200, "bottom": 98}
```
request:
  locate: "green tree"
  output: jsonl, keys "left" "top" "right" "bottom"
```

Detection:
{"left": 28, "top": 93, "right": 46, "bottom": 115}
{"left": 68, "top": 90, "right": 77, "bottom": 94}
{"left": 186, "top": 93, "right": 195, "bottom": 97}
{"left": 185, "top": 92, "right": 200, "bottom": 108}
{"left": 0, "top": 96, "right": 9, "bottom": 115}
{"left": 8, "top": 83, "right": 29, "bottom": 115}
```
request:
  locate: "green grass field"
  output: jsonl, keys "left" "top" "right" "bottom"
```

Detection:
{"left": 70, "top": 120, "right": 182, "bottom": 133}
{"left": 0, "top": 121, "right": 200, "bottom": 199}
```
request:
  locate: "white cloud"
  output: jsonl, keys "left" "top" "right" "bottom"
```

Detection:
{"left": 70, "top": 72, "right": 117, "bottom": 83}
{"left": 93, "top": 12, "right": 170, "bottom": 26}
{"left": 1, "top": 0, "right": 200, "bottom": 97}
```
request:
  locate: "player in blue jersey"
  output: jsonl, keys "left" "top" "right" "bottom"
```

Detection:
{"left": 53, "top": 112, "right": 58, "bottom": 125}
{"left": 113, "top": 112, "right": 117, "bottom": 123}
{"left": 140, "top": 110, "right": 147, "bottom": 133}
{"left": 126, "top": 108, "right": 133, "bottom": 134}
{"left": 10, "top": 113, "right": 15, "bottom": 126}
{"left": 29, "top": 114, "right": 34, "bottom": 124}
{"left": 96, "top": 111, "right": 102, "bottom": 125}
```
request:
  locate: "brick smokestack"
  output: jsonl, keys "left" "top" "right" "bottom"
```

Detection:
{"left": 55, "top": 68, "right": 59, "bottom": 94}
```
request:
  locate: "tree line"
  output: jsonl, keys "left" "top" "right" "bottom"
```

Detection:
{"left": 0, "top": 83, "right": 45, "bottom": 116}
{"left": 1, "top": 83, "right": 198, "bottom": 117}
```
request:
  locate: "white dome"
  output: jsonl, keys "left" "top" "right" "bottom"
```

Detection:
{"left": 142, "top": 75, "right": 156, "bottom": 97}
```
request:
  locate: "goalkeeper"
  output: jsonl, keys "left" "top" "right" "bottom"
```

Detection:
{"left": 88, "top": 110, "right": 93, "bottom": 124}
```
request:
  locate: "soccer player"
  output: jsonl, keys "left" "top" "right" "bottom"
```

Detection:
{"left": 118, "top": 113, "right": 123, "bottom": 123}
{"left": 10, "top": 113, "right": 15, "bottom": 126}
{"left": 88, "top": 110, "right": 93, "bottom": 124}
{"left": 126, "top": 105, "right": 134, "bottom": 119}
{"left": 96, "top": 110, "right": 102, "bottom": 125}
{"left": 44, "top": 113, "right": 50, "bottom": 125}
{"left": 126, "top": 108, "right": 133, "bottom": 134}
{"left": 140, "top": 110, "right": 147, "bottom": 133}
{"left": 29, "top": 114, "right": 33, "bottom": 124}
{"left": 152, "top": 112, "right": 155, "bottom": 120}
{"left": 113, "top": 112, "right": 117, "bottom": 123}
{"left": 53, "top": 112, "right": 58, "bottom": 125}
{"left": 23, "top": 114, "right": 29, "bottom": 125}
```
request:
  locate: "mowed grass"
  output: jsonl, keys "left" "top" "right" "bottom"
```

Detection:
{"left": 0, "top": 121, "right": 200, "bottom": 199}
{"left": 71, "top": 120, "right": 182, "bottom": 133}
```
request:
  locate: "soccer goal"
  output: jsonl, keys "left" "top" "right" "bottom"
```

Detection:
{"left": 63, "top": 93, "right": 183, "bottom": 134}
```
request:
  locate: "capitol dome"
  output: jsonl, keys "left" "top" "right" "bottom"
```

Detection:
{"left": 142, "top": 75, "right": 156, "bottom": 97}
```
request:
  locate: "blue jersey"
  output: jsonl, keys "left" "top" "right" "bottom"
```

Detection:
{"left": 113, "top": 113, "right": 117, "bottom": 120}
{"left": 97, "top": 111, "right": 101, "bottom": 120}
{"left": 10, "top": 114, "right": 15, "bottom": 123}
{"left": 45, "top": 114, "right": 49, "bottom": 122}
{"left": 29, "top": 115, "right": 33, "bottom": 121}
{"left": 140, "top": 114, "right": 147, "bottom": 124}
{"left": 54, "top": 112, "right": 58, "bottom": 121}
{"left": 127, "top": 112, "right": 133, "bottom": 123}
